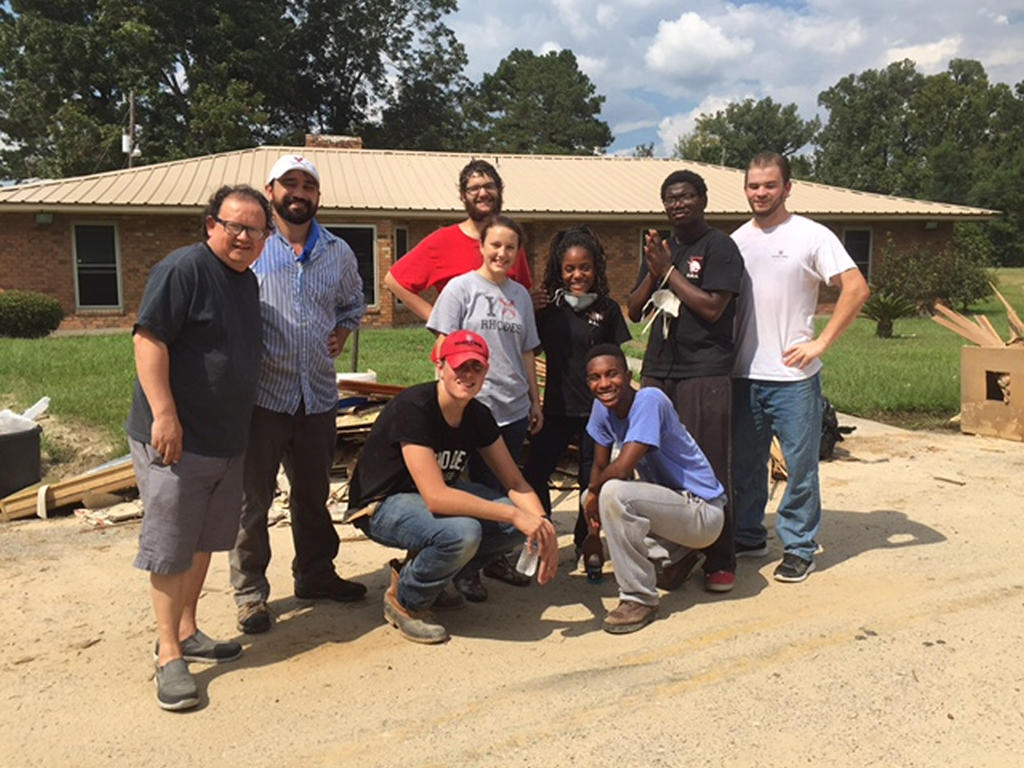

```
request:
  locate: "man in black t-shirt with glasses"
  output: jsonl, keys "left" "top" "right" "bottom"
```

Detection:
{"left": 626, "top": 170, "right": 744, "bottom": 594}
{"left": 345, "top": 331, "right": 558, "bottom": 644}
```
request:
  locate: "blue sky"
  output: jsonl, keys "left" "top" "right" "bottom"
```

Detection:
{"left": 445, "top": 0, "right": 1024, "bottom": 156}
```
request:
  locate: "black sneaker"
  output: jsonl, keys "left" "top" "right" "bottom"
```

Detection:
{"left": 154, "top": 658, "right": 199, "bottom": 711}
{"left": 735, "top": 541, "right": 770, "bottom": 558}
{"left": 453, "top": 570, "right": 488, "bottom": 602}
{"left": 773, "top": 553, "right": 815, "bottom": 582}
{"left": 294, "top": 575, "right": 368, "bottom": 602}
{"left": 237, "top": 601, "right": 272, "bottom": 634}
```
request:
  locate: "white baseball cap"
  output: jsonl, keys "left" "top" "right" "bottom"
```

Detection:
{"left": 267, "top": 154, "right": 320, "bottom": 185}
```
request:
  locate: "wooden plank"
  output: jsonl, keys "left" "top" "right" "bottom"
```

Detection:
{"left": 974, "top": 314, "right": 1005, "bottom": 347}
{"left": 0, "top": 461, "right": 137, "bottom": 522}
{"left": 336, "top": 380, "right": 405, "bottom": 398}
{"left": 990, "top": 282, "right": 1024, "bottom": 339}
{"left": 933, "top": 303, "right": 991, "bottom": 339}
{"left": 930, "top": 314, "right": 994, "bottom": 347}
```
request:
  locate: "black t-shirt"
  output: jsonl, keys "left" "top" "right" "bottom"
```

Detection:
{"left": 536, "top": 296, "right": 631, "bottom": 417}
{"left": 124, "top": 242, "right": 262, "bottom": 457}
{"left": 635, "top": 228, "right": 743, "bottom": 379}
{"left": 347, "top": 382, "right": 501, "bottom": 510}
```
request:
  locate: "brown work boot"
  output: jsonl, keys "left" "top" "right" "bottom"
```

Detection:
{"left": 602, "top": 600, "right": 659, "bottom": 634}
{"left": 382, "top": 560, "right": 448, "bottom": 644}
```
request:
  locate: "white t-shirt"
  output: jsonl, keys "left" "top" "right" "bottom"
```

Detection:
{"left": 731, "top": 214, "right": 857, "bottom": 381}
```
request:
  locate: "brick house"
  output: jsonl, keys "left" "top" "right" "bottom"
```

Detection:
{"left": 0, "top": 141, "right": 996, "bottom": 331}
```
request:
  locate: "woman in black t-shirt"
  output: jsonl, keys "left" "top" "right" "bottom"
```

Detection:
{"left": 524, "top": 226, "right": 631, "bottom": 557}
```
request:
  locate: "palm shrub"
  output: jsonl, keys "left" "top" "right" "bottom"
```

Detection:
{"left": 861, "top": 288, "right": 918, "bottom": 338}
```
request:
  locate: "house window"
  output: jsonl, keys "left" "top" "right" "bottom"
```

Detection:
{"left": 395, "top": 227, "right": 409, "bottom": 260}
{"left": 843, "top": 228, "right": 872, "bottom": 279}
{"left": 325, "top": 225, "right": 377, "bottom": 307}
{"left": 73, "top": 224, "right": 121, "bottom": 309}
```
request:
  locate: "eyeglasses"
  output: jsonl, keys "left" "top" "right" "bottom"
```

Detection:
{"left": 663, "top": 192, "right": 701, "bottom": 205}
{"left": 214, "top": 216, "right": 269, "bottom": 241}
{"left": 464, "top": 182, "right": 499, "bottom": 195}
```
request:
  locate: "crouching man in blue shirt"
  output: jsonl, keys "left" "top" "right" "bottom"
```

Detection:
{"left": 583, "top": 343, "right": 726, "bottom": 634}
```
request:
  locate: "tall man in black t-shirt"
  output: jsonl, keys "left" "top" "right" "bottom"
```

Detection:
{"left": 125, "top": 185, "right": 270, "bottom": 711}
{"left": 626, "top": 170, "right": 744, "bottom": 593}
{"left": 345, "top": 330, "right": 559, "bottom": 644}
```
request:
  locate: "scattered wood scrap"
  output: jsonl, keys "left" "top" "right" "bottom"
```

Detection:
{"left": 931, "top": 284, "right": 1024, "bottom": 347}
{"left": 0, "top": 458, "right": 137, "bottom": 522}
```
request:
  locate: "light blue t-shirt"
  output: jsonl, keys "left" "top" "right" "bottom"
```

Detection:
{"left": 586, "top": 387, "right": 724, "bottom": 501}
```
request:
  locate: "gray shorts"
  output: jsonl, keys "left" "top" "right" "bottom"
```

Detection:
{"left": 130, "top": 438, "right": 245, "bottom": 574}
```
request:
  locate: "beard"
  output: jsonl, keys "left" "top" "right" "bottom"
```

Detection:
{"left": 464, "top": 191, "right": 503, "bottom": 222}
{"left": 274, "top": 194, "right": 318, "bottom": 225}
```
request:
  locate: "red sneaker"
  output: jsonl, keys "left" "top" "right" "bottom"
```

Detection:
{"left": 704, "top": 570, "right": 735, "bottom": 593}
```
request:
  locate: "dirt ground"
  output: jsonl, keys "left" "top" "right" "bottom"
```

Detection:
{"left": 1, "top": 415, "right": 1023, "bottom": 768}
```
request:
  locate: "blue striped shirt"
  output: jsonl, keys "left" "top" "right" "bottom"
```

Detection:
{"left": 252, "top": 220, "right": 366, "bottom": 415}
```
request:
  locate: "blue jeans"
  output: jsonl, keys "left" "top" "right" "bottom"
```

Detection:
{"left": 732, "top": 375, "right": 822, "bottom": 561}
{"left": 359, "top": 482, "right": 524, "bottom": 612}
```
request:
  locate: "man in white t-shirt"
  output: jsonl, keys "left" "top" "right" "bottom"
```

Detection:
{"left": 731, "top": 152, "right": 869, "bottom": 583}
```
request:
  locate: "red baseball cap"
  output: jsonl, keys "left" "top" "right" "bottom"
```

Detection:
{"left": 432, "top": 330, "right": 490, "bottom": 368}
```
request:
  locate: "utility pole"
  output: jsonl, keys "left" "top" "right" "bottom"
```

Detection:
{"left": 128, "top": 90, "right": 136, "bottom": 168}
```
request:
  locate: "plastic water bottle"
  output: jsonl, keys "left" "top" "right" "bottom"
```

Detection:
{"left": 515, "top": 539, "right": 539, "bottom": 578}
{"left": 582, "top": 533, "right": 604, "bottom": 584}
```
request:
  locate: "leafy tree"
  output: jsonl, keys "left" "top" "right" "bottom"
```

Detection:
{"left": 362, "top": 28, "right": 473, "bottom": 151}
{"left": 281, "top": 0, "right": 466, "bottom": 140}
{"left": 673, "top": 97, "right": 819, "bottom": 171}
{"left": 632, "top": 143, "right": 654, "bottom": 158}
{"left": 814, "top": 60, "right": 926, "bottom": 197}
{"left": 0, "top": 0, "right": 470, "bottom": 177}
{"left": 475, "top": 49, "right": 613, "bottom": 155}
{"left": 0, "top": 0, "right": 285, "bottom": 178}
{"left": 815, "top": 58, "right": 1024, "bottom": 266}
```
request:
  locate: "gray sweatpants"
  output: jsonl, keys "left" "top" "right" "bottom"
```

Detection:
{"left": 588, "top": 479, "right": 725, "bottom": 606}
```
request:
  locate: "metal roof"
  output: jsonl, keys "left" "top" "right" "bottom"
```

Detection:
{"left": 0, "top": 145, "right": 998, "bottom": 220}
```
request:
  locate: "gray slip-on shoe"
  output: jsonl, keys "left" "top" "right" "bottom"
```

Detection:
{"left": 154, "top": 658, "right": 199, "bottom": 712}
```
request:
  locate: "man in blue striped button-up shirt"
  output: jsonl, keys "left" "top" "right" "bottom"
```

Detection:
{"left": 230, "top": 155, "right": 367, "bottom": 634}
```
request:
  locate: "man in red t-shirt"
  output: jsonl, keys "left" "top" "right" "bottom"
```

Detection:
{"left": 384, "top": 159, "right": 532, "bottom": 321}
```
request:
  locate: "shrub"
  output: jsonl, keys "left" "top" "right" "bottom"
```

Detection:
{"left": 861, "top": 288, "right": 918, "bottom": 338}
{"left": 874, "top": 229, "right": 993, "bottom": 312}
{"left": 0, "top": 290, "right": 64, "bottom": 338}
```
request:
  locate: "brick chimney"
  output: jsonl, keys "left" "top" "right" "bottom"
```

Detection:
{"left": 304, "top": 134, "right": 363, "bottom": 149}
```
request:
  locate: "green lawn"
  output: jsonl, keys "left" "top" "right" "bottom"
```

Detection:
{"left": 1, "top": 268, "right": 1021, "bottom": 467}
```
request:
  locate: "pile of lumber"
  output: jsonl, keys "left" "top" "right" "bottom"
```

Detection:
{"left": 0, "top": 458, "right": 137, "bottom": 522}
{"left": 931, "top": 283, "right": 1024, "bottom": 347}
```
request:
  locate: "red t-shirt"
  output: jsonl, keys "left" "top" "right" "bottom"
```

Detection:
{"left": 390, "top": 223, "right": 532, "bottom": 293}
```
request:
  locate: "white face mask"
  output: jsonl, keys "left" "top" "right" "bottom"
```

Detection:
{"left": 554, "top": 288, "right": 598, "bottom": 311}
{"left": 641, "top": 289, "right": 681, "bottom": 338}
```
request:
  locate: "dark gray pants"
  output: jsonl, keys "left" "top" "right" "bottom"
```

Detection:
{"left": 230, "top": 403, "right": 338, "bottom": 606}
{"left": 642, "top": 374, "right": 735, "bottom": 573}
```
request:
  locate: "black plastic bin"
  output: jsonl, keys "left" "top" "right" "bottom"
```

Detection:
{"left": 0, "top": 425, "right": 42, "bottom": 498}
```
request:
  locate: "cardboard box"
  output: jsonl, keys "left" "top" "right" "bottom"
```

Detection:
{"left": 960, "top": 346, "right": 1024, "bottom": 441}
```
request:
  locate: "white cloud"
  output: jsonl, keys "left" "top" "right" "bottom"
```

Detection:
{"left": 657, "top": 94, "right": 736, "bottom": 155}
{"left": 886, "top": 36, "right": 962, "bottom": 72}
{"left": 595, "top": 4, "right": 618, "bottom": 28}
{"left": 577, "top": 54, "right": 607, "bottom": 76}
{"left": 445, "top": 1, "right": 1024, "bottom": 154}
{"left": 538, "top": 40, "right": 562, "bottom": 55}
{"left": 645, "top": 13, "right": 754, "bottom": 79}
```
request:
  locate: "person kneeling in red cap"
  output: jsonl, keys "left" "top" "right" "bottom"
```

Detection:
{"left": 344, "top": 331, "right": 559, "bottom": 644}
